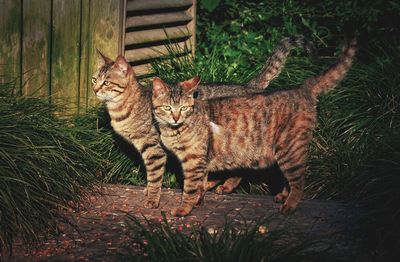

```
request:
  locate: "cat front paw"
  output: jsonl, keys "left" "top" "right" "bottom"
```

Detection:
{"left": 171, "top": 205, "right": 193, "bottom": 217}
{"left": 274, "top": 193, "right": 287, "bottom": 203}
{"left": 143, "top": 199, "right": 160, "bottom": 209}
{"left": 279, "top": 202, "right": 298, "bottom": 215}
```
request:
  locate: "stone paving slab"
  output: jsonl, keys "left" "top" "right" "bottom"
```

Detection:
{"left": 7, "top": 184, "right": 357, "bottom": 261}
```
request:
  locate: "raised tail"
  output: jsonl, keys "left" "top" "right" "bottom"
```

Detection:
{"left": 304, "top": 38, "right": 357, "bottom": 99}
{"left": 247, "top": 35, "right": 318, "bottom": 89}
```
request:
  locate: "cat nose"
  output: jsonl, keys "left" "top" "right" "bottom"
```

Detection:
{"left": 172, "top": 113, "right": 180, "bottom": 122}
{"left": 93, "top": 85, "right": 101, "bottom": 93}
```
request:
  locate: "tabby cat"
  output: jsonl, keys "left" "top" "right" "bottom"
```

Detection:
{"left": 92, "top": 35, "right": 315, "bottom": 209}
{"left": 151, "top": 39, "right": 356, "bottom": 216}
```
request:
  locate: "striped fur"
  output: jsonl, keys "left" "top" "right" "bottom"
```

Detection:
{"left": 152, "top": 39, "right": 356, "bottom": 216}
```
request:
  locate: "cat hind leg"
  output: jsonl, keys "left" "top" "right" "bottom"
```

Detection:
{"left": 215, "top": 176, "right": 242, "bottom": 194}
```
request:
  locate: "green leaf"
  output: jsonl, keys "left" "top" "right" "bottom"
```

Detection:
{"left": 201, "top": 0, "right": 221, "bottom": 12}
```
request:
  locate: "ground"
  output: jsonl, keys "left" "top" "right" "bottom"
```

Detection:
{"left": 8, "top": 184, "right": 359, "bottom": 261}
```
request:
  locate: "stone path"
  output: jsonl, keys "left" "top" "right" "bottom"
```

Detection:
{"left": 7, "top": 184, "right": 358, "bottom": 261}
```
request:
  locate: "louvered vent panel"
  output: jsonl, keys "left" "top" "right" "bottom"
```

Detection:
{"left": 123, "top": 0, "right": 196, "bottom": 76}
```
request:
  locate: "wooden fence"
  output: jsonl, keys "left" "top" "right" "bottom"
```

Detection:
{"left": 0, "top": 0, "right": 196, "bottom": 112}
{"left": 0, "top": 0, "right": 125, "bottom": 111}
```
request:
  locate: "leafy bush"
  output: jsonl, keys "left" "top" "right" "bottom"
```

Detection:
{"left": 0, "top": 83, "right": 102, "bottom": 253}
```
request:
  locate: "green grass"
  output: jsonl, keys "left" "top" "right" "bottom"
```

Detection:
{"left": 120, "top": 213, "right": 346, "bottom": 261}
{"left": 0, "top": 83, "right": 104, "bottom": 253}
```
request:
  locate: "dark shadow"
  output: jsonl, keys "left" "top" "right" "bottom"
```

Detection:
{"left": 97, "top": 107, "right": 146, "bottom": 180}
{"left": 208, "top": 163, "right": 286, "bottom": 195}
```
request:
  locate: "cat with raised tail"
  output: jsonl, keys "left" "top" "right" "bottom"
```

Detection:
{"left": 92, "top": 35, "right": 316, "bottom": 209}
{"left": 151, "top": 38, "right": 356, "bottom": 216}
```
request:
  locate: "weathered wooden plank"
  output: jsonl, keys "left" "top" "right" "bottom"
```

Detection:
{"left": 22, "top": 0, "right": 51, "bottom": 96}
{"left": 78, "top": 0, "right": 90, "bottom": 111}
{"left": 126, "top": 0, "right": 192, "bottom": 12}
{"left": 120, "top": 0, "right": 127, "bottom": 56}
{"left": 0, "top": 0, "right": 21, "bottom": 87}
{"left": 125, "top": 26, "right": 191, "bottom": 45}
{"left": 88, "top": 0, "right": 124, "bottom": 106}
{"left": 187, "top": 0, "right": 196, "bottom": 56}
{"left": 126, "top": 11, "right": 192, "bottom": 28}
{"left": 125, "top": 41, "right": 191, "bottom": 62}
{"left": 132, "top": 63, "right": 153, "bottom": 76}
{"left": 51, "top": 0, "right": 81, "bottom": 111}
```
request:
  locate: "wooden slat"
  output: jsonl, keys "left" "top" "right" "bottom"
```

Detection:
{"left": 88, "top": 0, "right": 124, "bottom": 106}
{"left": 125, "top": 41, "right": 191, "bottom": 62}
{"left": 51, "top": 0, "right": 81, "bottom": 111}
{"left": 187, "top": 0, "right": 196, "bottom": 56}
{"left": 0, "top": 0, "right": 21, "bottom": 86}
{"left": 126, "top": 0, "right": 192, "bottom": 12}
{"left": 120, "top": 0, "right": 127, "bottom": 55}
{"left": 126, "top": 11, "right": 192, "bottom": 28}
{"left": 22, "top": 0, "right": 51, "bottom": 97}
{"left": 78, "top": 0, "right": 90, "bottom": 111}
{"left": 125, "top": 25, "right": 191, "bottom": 45}
{"left": 132, "top": 63, "right": 153, "bottom": 76}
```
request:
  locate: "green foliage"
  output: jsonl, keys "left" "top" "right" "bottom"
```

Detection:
{"left": 200, "top": 0, "right": 221, "bottom": 12}
{"left": 307, "top": 48, "right": 400, "bottom": 200}
{"left": 0, "top": 83, "right": 102, "bottom": 253}
{"left": 122, "top": 213, "right": 338, "bottom": 261}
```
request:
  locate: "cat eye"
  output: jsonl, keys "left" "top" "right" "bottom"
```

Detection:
{"left": 103, "top": 81, "right": 110, "bottom": 86}
{"left": 163, "top": 106, "right": 172, "bottom": 111}
{"left": 180, "top": 106, "right": 189, "bottom": 111}
{"left": 91, "top": 78, "right": 97, "bottom": 84}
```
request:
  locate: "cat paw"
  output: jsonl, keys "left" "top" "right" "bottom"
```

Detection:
{"left": 215, "top": 185, "right": 233, "bottom": 194}
{"left": 279, "top": 203, "right": 297, "bottom": 215}
{"left": 143, "top": 199, "right": 160, "bottom": 209}
{"left": 171, "top": 205, "right": 193, "bottom": 217}
{"left": 206, "top": 180, "right": 220, "bottom": 191}
{"left": 274, "top": 193, "right": 287, "bottom": 203}
{"left": 143, "top": 187, "right": 148, "bottom": 196}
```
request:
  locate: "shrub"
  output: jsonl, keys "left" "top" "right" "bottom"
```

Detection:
{"left": 0, "top": 82, "right": 102, "bottom": 253}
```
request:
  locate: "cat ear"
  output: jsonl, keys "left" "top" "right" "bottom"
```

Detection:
{"left": 180, "top": 76, "right": 201, "bottom": 95}
{"left": 113, "top": 55, "right": 130, "bottom": 76}
{"left": 152, "top": 77, "right": 168, "bottom": 98}
{"left": 96, "top": 49, "right": 113, "bottom": 65}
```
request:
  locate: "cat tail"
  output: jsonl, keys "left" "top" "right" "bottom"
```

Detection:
{"left": 303, "top": 38, "right": 357, "bottom": 99}
{"left": 247, "top": 35, "right": 318, "bottom": 89}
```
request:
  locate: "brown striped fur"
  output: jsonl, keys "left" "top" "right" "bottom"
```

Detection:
{"left": 152, "top": 38, "right": 356, "bottom": 216}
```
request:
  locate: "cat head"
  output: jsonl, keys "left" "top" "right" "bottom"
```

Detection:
{"left": 92, "top": 50, "right": 134, "bottom": 102}
{"left": 152, "top": 76, "right": 201, "bottom": 127}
